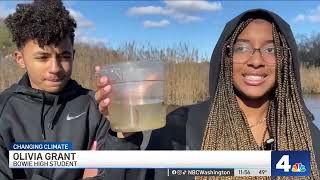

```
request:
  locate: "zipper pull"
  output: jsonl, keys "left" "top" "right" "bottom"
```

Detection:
{"left": 48, "top": 123, "right": 53, "bottom": 129}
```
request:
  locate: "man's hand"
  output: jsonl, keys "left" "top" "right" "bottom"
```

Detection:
{"left": 94, "top": 66, "right": 112, "bottom": 116}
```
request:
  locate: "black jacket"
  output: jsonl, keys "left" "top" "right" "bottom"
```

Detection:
{"left": 102, "top": 101, "right": 320, "bottom": 180}
{"left": 100, "top": 9, "right": 320, "bottom": 180}
{"left": 0, "top": 74, "right": 109, "bottom": 180}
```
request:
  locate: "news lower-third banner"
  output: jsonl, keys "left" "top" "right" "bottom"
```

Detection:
{"left": 9, "top": 142, "right": 310, "bottom": 177}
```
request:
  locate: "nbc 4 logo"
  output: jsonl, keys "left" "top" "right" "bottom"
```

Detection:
{"left": 291, "top": 163, "right": 306, "bottom": 173}
{"left": 272, "top": 151, "right": 310, "bottom": 176}
{"left": 276, "top": 155, "right": 307, "bottom": 173}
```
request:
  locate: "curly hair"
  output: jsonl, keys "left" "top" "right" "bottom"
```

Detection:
{"left": 4, "top": 0, "right": 77, "bottom": 49}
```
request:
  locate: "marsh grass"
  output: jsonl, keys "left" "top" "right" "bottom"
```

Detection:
{"left": 0, "top": 43, "right": 319, "bottom": 105}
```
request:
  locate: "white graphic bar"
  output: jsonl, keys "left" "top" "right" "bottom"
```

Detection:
{"left": 9, "top": 151, "right": 271, "bottom": 169}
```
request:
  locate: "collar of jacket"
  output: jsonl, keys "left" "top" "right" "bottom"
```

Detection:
{"left": 14, "top": 73, "right": 82, "bottom": 105}
{"left": 10, "top": 73, "right": 86, "bottom": 139}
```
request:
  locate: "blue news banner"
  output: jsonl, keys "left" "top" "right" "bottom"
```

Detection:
{"left": 10, "top": 142, "right": 72, "bottom": 150}
{"left": 9, "top": 142, "right": 311, "bottom": 177}
{"left": 271, "top": 151, "right": 311, "bottom": 176}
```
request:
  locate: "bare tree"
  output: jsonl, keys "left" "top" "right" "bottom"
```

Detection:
{"left": 297, "top": 33, "right": 320, "bottom": 67}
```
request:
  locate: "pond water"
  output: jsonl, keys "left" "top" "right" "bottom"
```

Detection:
{"left": 304, "top": 94, "right": 320, "bottom": 129}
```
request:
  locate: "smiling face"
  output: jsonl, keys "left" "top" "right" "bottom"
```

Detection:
{"left": 232, "top": 19, "right": 276, "bottom": 100}
{"left": 14, "top": 37, "right": 74, "bottom": 93}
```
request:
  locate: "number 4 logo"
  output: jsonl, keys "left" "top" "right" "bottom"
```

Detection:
{"left": 276, "top": 155, "right": 291, "bottom": 172}
{"left": 271, "top": 151, "right": 310, "bottom": 176}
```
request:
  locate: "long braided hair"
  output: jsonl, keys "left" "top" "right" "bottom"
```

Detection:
{"left": 197, "top": 18, "right": 319, "bottom": 180}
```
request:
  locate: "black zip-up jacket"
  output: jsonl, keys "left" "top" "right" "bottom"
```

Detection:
{"left": 99, "top": 9, "right": 320, "bottom": 180}
{"left": 0, "top": 74, "right": 109, "bottom": 180}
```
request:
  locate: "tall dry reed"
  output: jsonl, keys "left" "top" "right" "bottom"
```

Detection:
{"left": 0, "top": 43, "right": 319, "bottom": 105}
{"left": 300, "top": 65, "right": 320, "bottom": 94}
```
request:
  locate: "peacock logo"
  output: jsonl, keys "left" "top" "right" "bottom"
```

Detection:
{"left": 291, "top": 163, "right": 306, "bottom": 172}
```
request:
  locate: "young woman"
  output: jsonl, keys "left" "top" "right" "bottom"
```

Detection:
{"left": 96, "top": 9, "right": 320, "bottom": 180}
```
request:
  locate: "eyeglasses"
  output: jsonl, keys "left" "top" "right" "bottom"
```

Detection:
{"left": 228, "top": 42, "right": 289, "bottom": 64}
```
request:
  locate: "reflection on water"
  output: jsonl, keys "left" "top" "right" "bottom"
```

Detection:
{"left": 304, "top": 94, "right": 320, "bottom": 129}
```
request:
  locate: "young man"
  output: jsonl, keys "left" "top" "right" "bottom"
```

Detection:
{"left": 0, "top": 1, "right": 123, "bottom": 179}
{"left": 96, "top": 9, "right": 320, "bottom": 180}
